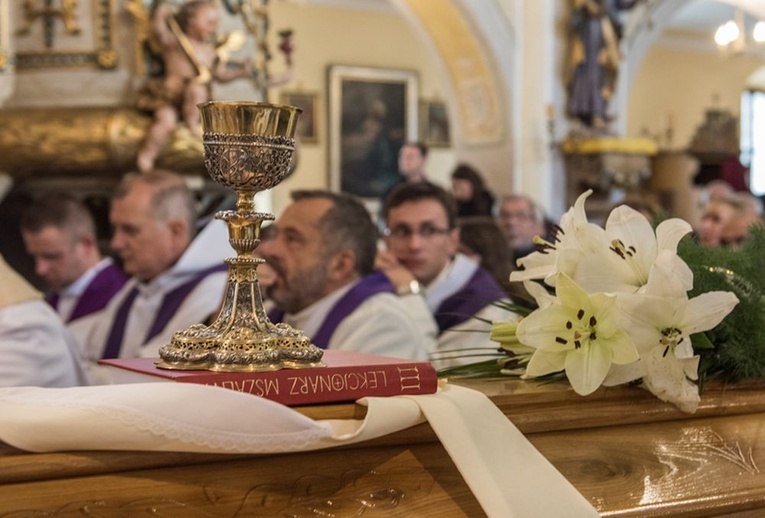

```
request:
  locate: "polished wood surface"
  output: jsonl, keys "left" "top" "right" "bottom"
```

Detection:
{"left": 2, "top": 378, "right": 765, "bottom": 516}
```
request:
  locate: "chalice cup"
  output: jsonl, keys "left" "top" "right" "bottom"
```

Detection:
{"left": 157, "top": 101, "right": 324, "bottom": 372}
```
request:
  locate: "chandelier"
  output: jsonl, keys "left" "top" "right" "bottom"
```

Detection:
{"left": 714, "top": 8, "right": 765, "bottom": 54}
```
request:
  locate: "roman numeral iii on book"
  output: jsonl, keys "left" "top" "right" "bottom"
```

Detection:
{"left": 99, "top": 350, "right": 438, "bottom": 407}
{"left": 397, "top": 366, "right": 423, "bottom": 391}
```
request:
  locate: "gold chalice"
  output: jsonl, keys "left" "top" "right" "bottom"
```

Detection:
{"left": 157, "top": 101, "right": 324, "bottom": 372}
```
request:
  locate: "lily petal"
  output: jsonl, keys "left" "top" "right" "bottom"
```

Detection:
{"left": 681, "top": 291, "right": 739, "bottom": 335}
{"left": 517, "top": 305, "right": 576, "bottom": 351}
{"left": 524, "top": 349, "right": 567, "bottom": 378}
{"left": 641, "top": 346, "right": 701, "bottom": 413}
{"left": 522, "top": 280, "right": 557, "bottom": 309}
{"left": 564, "top": 340, "right": 613, "bottom": 395}
{"left": 655, "top": 218, "right": 693, "bottom": 253}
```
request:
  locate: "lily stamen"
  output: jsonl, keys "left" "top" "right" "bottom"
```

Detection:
{"left": 533, "top": 235, "right": 556, "bottom": 250}
{"left": 608, "top": 239, "right": 648, "bottom": 284}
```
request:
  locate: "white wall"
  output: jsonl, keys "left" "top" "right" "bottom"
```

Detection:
{"left": 627, "top": 45, "right": 765, "bottom": 149}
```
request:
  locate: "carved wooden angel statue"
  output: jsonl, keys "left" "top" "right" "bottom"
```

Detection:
{"left": 567, "top": 0, "right": 643, "bottom": 131}
{"left": 135, "top": 0, "right": 253, "bottom": 174}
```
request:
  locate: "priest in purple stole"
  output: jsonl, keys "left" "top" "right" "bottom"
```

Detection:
{"left": 379, "top": 182, "right": 513, "bottom": 370}
{"left": 21, "top": 193, "right": 129, "bottom": 324}
{"left": 69, "top": 172, "right": 229, "bottom": 385}
{"left": 261, "top": 190, "right": 436, "bottom": 360}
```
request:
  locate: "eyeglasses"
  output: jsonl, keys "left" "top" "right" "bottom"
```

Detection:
{"left": 499, "top": 211, "right": 533, "bottom": 221}
{"left": 382, "top": 224, "right": 452, "bottom": 240}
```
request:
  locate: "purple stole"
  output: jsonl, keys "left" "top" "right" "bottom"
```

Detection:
{"left": 434, "top": 266, "right": 506, "bottom": 334}
{"left": 50, "top": 264, "right": 130, "bottom": 323}
{"left": 44, "top": 292, "right": 59, "bottom": 309}
{"left": 101, "top": 263, "right": 227, "bottom": 359}
{"left": 268, "top": 271, "right": 395, "bottom": 349}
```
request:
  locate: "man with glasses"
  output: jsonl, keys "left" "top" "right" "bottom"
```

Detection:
{"left": 258, "top": 190, "right": 436, "bottom": 360}
{"left": 497, "top": 194, "right": 548, "bottom": 260}
{"left": 378, "top": 182, "right": 510, "bottom": 369}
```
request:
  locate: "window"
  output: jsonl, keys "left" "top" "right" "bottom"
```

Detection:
{"left": 741, "top": 90, "right": 765, "bottom": 195}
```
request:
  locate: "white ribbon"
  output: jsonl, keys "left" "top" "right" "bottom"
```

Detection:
{"left": 0, "top": 383, "right": 598, "bottom": 517}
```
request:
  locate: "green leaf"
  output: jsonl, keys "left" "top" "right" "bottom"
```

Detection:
{"left": 691, "top": 332, "right": 715, "bottom": 351}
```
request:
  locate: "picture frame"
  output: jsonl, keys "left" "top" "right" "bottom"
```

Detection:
{"left": 420, "top": 100, "right": 451, "bottom": 148}
{"left": 280, "top": 91, "right": 319, "bottom": 144}
{"left": 328, "top": 65, "right": 419, "bottom": 199}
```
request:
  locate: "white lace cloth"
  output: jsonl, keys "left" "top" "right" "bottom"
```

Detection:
{"left": 0, "top": 383, "right": 598, "bottom": 518}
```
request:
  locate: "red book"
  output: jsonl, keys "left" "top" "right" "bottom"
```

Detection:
{"left": 98, "top": 350, "right": 438, "bottom": 407}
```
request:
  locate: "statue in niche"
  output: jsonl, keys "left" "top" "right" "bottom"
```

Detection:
{"left": 134, "top": 0, "right": 254, "bottom": 173}
{"left": 566, "top": 0, "right": 642, "bottom": 132}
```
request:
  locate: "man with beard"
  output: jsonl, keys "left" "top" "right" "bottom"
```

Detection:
{"left": 259, "top": 190, "right": 436, "bottom": 359}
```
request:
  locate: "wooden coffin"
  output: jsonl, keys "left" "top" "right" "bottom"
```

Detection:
{"left": 2, "top": 377, "right": 765, "bottom": 517}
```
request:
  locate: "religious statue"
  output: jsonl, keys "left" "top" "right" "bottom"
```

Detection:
{"left": 221, "top": 0, "right": 294, "bottom": 99}
{"left": 567, "top": 0, "right": 642, "bottom": 131}
{"left": 135, "top": 0, "right": 254, "bottom": 173}
{"left": 132, "top": 0, "right": 296, "bottom": 173}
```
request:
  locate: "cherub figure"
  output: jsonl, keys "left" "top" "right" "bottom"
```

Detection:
{"left": 136, "top": 0, "right": 252, "bottom": 173}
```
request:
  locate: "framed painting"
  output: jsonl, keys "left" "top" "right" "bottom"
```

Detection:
{"left": 328, "top": 65, "right": 419, "bottom": 198}
{"left": 280, "top": 91, "right": 319, "bottom": 144}
{"left": 420, "top": 100, "right": 451, "bottom": 148}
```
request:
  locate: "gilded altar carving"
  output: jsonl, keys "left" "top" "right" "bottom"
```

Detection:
{"left": 17, "top": 0, "right": 82, "bottom": 41}
{"left": 15, "top": 0, "right": 116, "bottom": 69}
{"left": 0, "top": 107, "right": 204, "bottom": 177}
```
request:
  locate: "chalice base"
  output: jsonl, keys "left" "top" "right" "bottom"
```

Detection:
{"left": 157, "top": 256, "right": 325, "bottom": 372}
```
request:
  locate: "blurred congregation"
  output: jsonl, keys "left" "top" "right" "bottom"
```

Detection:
{"left": 2, "top": 0, "right": 765, "bottom": 388}
{"left": 3, "top": 144, "right": 762, "bottom": 388}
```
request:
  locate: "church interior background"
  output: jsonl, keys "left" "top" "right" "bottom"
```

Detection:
{"left": 2, "top": 0, "right": 765, "bottom": 287}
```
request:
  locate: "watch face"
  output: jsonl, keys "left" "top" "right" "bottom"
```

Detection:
{"left": 397, "top": 280, "right": 422, "bottom": 296}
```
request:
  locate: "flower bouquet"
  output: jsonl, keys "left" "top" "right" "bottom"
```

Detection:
{"left": 451, "top": 190, "right": 765, "bottom": 413}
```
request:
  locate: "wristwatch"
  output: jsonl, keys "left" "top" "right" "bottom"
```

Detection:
{"left": 396, "top": 279, "right": 423, "bottom": 297}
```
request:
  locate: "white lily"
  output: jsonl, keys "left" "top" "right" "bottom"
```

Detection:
{"left": 608, "top": 267, "right": 739, "bottom": 412}
{"left": 490, "top": 319, "right": 535, "bottom": 356}
{"left": 517, "top": 273, "right": 639, "bottom": 395}
{"left": 573, "top": 205, "right": 693, "bottom": 294}
{"left": 511, "top": 190, "right": 606, "bottom": 287}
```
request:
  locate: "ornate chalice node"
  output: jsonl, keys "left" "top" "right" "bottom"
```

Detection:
{"left": 157, "top": 101, "right": 324, "bottom": 372}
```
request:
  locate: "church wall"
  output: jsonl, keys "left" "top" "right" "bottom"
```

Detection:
{"left": 627, "top": 46, "right": 765, "bottom": 151}
{"left": 265, "top": 2, "right": 457, "bottom": 214}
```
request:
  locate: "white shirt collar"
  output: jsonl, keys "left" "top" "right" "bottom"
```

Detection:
{"left": 283, "top": 282, "right": 355, "bottom": 339}
{"left": 423, "top": 253, "right": 479, "bottom": 312}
